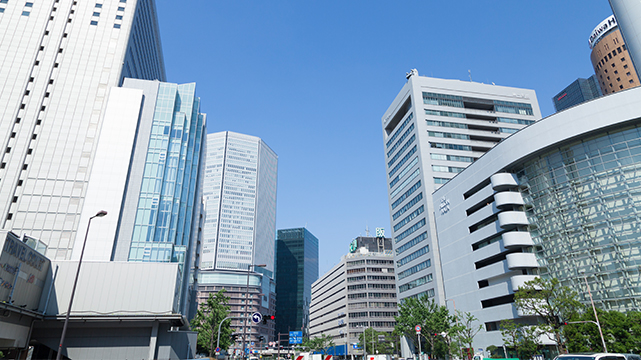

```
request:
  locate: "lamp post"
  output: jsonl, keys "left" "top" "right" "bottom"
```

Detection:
{"left": 578, "top": 271, "right": 607, "bottom": 353}
{"left": 56, "top": 210, "right": 107, "bottom": 360}
{"left": 241, "top": 264, "right": 266, "bottom": 360}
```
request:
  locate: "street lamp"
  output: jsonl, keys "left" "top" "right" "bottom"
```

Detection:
{"left": 56, "top": 210, "right": 107, "bottom": 360}
{"left": 241, "top": 264, "right": 266, "bottom": 360}
{"left": 578, "top": 270, "right": 607, "bottom": 353}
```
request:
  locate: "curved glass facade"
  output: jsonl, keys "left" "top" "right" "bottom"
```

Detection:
{"left": 514, "top": 122, "right": 641, "bottom": 311}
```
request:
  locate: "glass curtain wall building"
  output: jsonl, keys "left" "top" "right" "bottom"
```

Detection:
{"left": 433, "top": 86, "right": 641, "bottom": 349}
{"left": 275, "top": 228, "right": 319, "bottom": 337}
{"left": 380, "top": 72, "right": 541, "bottom": 306}
{"left": 552, "top": 76, "right": 602, "bottom": 112}
{"left": 201, "top": 131, "right": 278, "bottom": 272}
{"left": 0, "top": 0, "right": 165, "bottom": 261}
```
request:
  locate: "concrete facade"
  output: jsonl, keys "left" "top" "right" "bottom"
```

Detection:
{"left": 381, "top": 73, "right": 541, "bottom": 306}
{"left": 433, "top": 85, "right": 641, "bottom": 349}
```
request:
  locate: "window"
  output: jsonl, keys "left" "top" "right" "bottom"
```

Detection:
{"left": 614, "top": 70, "right": 618, "bottom": 74}
{"left": 116, "top": 15, "right": 122, "bottom": 19}
{"left": 92, "top": 11, "right": 100, "bottom": 16}
{"left": 90, "top": 20, "right": 98, "bottom": 25}
{"left": 624, "top": 64, "right": 629, "bottom": 69}
{"left": 95, "top": 3, "right": 102, "bottom": 7}
{"left": 25, "top": 1, "right": 32, "bottom": 6}
{"left": 0, "top": 0, "right": 7, "bottom": 4}
{"left": 117, "top": 6, "right": 124, "bottom": 10}
{"left": 21, "top": 11, "right": 30, "bottom": 16}
{"left": 113, "top": 23, "right": 120, "bottom": 28}
{"left": 630, "top": 79, "right": 635, "bottom": 84}
{"left": 627, "top": 72, "right": 631, "bottom": 76}
{"left": 621, "top": 57, "right": 626, "bottom": 62}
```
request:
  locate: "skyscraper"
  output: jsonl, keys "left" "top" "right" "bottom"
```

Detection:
{"left": 275, "top": 227, "right": 319, "bottom": 337}
{"left": 0, "top": 0, "right": 165, "bottom": 261}
{"left": 552, "top": 76, "right": 602, "bottom": 112}
{"left": 381, "top": 73, "right": 541, "bottom": 305}
{"left": 589, "top": 15, "right": 639, "bottom": 94}
{"left": 201, "top": 131, "right": 278, "bottom": 272}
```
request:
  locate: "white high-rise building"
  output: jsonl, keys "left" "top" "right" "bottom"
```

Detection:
{"left": 0, "top": 0, "right": 164, "bottom": 260}
{"left": 201, "top": 131, "right": 278, "bottom": 271}
{"left": 381, "top": 73, "right": 541, "bottom": 306}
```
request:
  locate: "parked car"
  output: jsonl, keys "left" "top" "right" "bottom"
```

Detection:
{"left": 554, "top": 354, "right": 627, "bottom": 360}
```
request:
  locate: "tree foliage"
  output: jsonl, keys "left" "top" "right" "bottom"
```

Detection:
{"left": 302, "top": 334, "right": 335, "bottom": 355}
{"left": 190, "top": 290, "right": 233, "bottom": 356}
{"left": 565, "top": 308, "right": 641, "bottom": 354}
{"left": 454, "top": 310, "right": 483, "bottom": 357}
{"left": 500, "top": 320, "right": 542, "bottom": 360}
{"left": 394, "top": 295, "right": 463, "bottom": 359}
{"left": 514, "top": 277, "right": 582, "bottom": 353}
{"left": 358, "top": 328, "right": 395, "bottom": 355}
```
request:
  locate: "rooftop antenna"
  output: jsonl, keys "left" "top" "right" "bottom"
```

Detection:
{"left": 468, "top": 70, "right": 472, "bottom": 82}
{"left": 365, "top": 224, "right": 370, "bottom": 237}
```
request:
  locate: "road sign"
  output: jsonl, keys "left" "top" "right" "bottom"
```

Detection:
{"left": 415, "top": 325, "right": 421, "bottom": 333}
{"left": 215, "top": 347, "right": 221, "bottom": 352}
{"left": 289, "top": 331, "right": 303, "bottom": 344}
{"left": 251, "top": 342, "right": 255, "bottom": 346}
{"left": 251, "top": 312, "right": 262, "bottom": 324}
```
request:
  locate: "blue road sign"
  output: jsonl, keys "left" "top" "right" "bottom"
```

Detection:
{"left": 289, "top": 331, "right": 303, "bottom": 344}
{"left": 215, "top": 347, "right": 221, "bottom": 352}
{"left": 251, "top": 312, "right": 262, "bottom": 324}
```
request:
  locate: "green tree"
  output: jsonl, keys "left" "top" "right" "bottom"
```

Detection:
{"left": 500, "top": 320, "right": 542, "bottom": 360}
{"left": 453, "top": 311, "right": 482, "bottom": 359}
{"left": 190, "top": 290, "right": 233, "bottom": 357}
{"left": 565, "top": 308, "right": 641, "bottom": 354}
{"left": 395, "top": 295, "right": 454, "bottom": 359}
{"left": 514, "top": 277, "right": 582, "bottom": 353}
{"left": 359, "top": 328, "right": 395, "bottom": 355}
{"left": 302, "top": 334, "right": 335, "bottom": 355}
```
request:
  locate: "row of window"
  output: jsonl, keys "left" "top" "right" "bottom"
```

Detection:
{"left": 397, "top": 245, "right": 429, "bottom": 268}
{"left": 396, "top": 231, "right": 427, "bottom": 256}
{"left": 386, "top": 113, "right": 414, "bottom": 149}
{"left": 423, "top": 92, "right": 534, "bottom": 115}
{"left": 432, "top": 165, "right": 465, "bottom": 173}
{"left": 398, "top": 274, "right": 433, "bottom": 293}
{"left": 390, "top": 168, "right": 420, "bottom": 199}
{"left": 392, "top": 193, "right": 423, "bottom": 221}
{"left": 387, "top": 124, "right": 414, "bottom": 158}
{"left": 391, "top": 180, "right": 421, "bottom": 210}
{"left": 388, "top": 146, "right": 417, "bottom": 179}
{"left": 430, "top": 153, "right": 474, "bottom": 162}
{"left": 397, "top": 259, "right": 431, "bottom": 280}
{"left": 394, "top": 218, "right": 425, "bottom": 243}
{"left": 430, "top": 142, "right": 472, "bottom": 151}
{"left": 389, "top": 157, "right": 418, "bottom": 188}
{"left": 387, "top": 135, "right": 415, "bottom": 168}
{"left": 595, "top": 45, "right": 627, "bottom": 70}
{"left": 393, "top": 205, "right": 424, "bottom": 232}
{"left": 428, "top": 131, "right": 469, "bottom": 140}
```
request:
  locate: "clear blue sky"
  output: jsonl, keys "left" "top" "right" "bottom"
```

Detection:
{"left": 155, "top": 0, "right": 614, "bottom": 275}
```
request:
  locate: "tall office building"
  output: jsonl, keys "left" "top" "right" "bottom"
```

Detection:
{"left": 0, "top": 0, "right": 165, "bottom": 261}
{"left": 552, "top": 76, "right": 602, "bottom": 112}
{"left": 589, "top": 15, "right": 639, "bottom": 95}
{"left": 381, "top": 72, "right": 541, "bottom": 306}
{"left": 200, "top": 131, "right": 278, "bottom": 272}
{"left": 197, "top": 131, "right": 278, "bottom": 348}
{"left": 275, "top": 227, "right": 319, "bottom": 337}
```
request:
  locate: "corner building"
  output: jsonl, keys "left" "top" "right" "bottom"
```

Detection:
{"left": 309, "top": 238, "right": 396, "bottom": 357}
{"left": 0, "top": 0, "right": 165, "bottom": 260}
{"left": 381, "top": 74, "right": 541, "bottom": 305}
{"left": 433, "top": 86, "right": 641, "bottom": 350}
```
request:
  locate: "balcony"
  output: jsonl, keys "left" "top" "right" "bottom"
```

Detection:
{"left": 491, "top": 173, "right": 518, "bottom": 191}
{"left": 498, "top": 211, "right": 529, "bottom": 228}
{"left": 510, "top": 275, "right": 538, "bottom": 291}
{"left": 502, "top": 232, "right": 533, "bottom": 248}
{"left": 494, "top": 192, "right": 524, "bottom": 208}
{"left": 506, "top": 253, "right": 539, "bottom": 270}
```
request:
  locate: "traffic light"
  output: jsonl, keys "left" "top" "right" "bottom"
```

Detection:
{"left": 259, "top": 335, "right": 265, "bottom": 342}
{"left": 262, "top": 314, "right": 275, "bottom": 324}
{"left": 231, "top": 333, "right": 240, "bottom": 342}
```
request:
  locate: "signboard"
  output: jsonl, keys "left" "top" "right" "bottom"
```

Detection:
{"left": 289, "top": 331, "right": 303, "bottom": 344}
{"left": 589, "top": 15, "right": 617, "bottom": 49}
{"left": 215, "top": 347, "right": 221, "bottom": 352}
{"left": 349, "top": 239, "right": 357, "bottom": 253}
{"left": 251, "top": 312, "right": 262, "bottom": 324}
{"left": 376, "top": 228, "right": 385, "bottom": 238}
{"left": 0, "top": 232, "right": 50, "bottom": 310}
{"left": 415, "top": 325, "right": 421, "bottom": 334}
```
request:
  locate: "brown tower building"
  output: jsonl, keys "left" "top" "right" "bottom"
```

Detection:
{"left": 590, "top": 15, "right": 640, "bottom": 94}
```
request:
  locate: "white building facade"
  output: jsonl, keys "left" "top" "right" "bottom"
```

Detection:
{"left": 433, "top": 85, "right": 641, "bottom": 349}
{"left": 201, "top": 131, "right": 278, "bottom": 272}
{"left": 381, "top": 73, "right": 541, "bottom": 305}
{"left": 0, "top": 0, "right": 165, "bottom": 261}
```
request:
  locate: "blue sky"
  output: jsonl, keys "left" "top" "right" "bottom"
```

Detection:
{"left": 155, "top": 0, "right": 614, "bottom": 275}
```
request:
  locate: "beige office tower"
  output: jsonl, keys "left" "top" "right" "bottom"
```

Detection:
{"left": 590, "top": 15, "right": 640, "bottom": 94}
{"left": 0, "top": 0, "right": 165, "bottom": 260}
